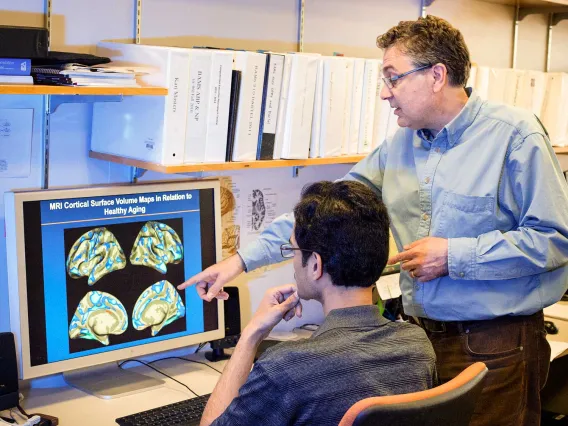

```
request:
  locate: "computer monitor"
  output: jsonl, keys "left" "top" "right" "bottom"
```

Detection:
{"left": 4, "top": 179, "right": 224, "bottom": 398}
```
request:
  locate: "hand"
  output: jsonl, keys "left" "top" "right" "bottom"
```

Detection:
{"left": 387, "top": 237, "right": 449, "bottom": 282}
{"left": 245, "top": 284, "right": 303, "bottom": 342}
{"left": 177, "top": 254, "right": 245, "bottom": 301}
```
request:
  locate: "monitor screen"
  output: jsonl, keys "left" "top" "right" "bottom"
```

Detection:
{"left": 5, "top": 180, "right": 224, "bottom": 379}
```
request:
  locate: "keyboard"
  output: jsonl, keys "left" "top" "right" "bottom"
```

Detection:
{"left": 115, "top": 393, "right": 210, "bottom": 426}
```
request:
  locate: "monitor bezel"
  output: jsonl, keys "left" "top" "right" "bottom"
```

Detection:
{"left": 5, "top": 179, "right": 225, "bottom": 380}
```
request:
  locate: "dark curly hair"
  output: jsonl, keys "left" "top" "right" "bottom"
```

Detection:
{"left": 376, "top": 15, "right": 471, "bottom": 87}
{"left": 293, "top": 181, "right": 390, "bottom": 288}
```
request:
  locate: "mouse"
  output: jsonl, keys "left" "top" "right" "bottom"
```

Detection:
{"left": 544, "top": 320, "right": 558, "bottom": 335}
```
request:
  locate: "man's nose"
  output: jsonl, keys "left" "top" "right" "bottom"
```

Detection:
{"left": 380, "top": 83, "right": 392, "bottom": 101}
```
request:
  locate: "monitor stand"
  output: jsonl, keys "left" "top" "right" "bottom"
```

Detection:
{"left": 63, "top": 363, "right": 165, "bottom": 400}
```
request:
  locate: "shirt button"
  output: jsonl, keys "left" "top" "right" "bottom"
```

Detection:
{"left": 422, "top": 213, "right": 429, "bottom": 220}
{"left": 424, "top": 177, "right": 430, "bottom": 184}
{"left": 414, "top": 283, "right": 420, "bottom": 290}
{"left": 459, "top": 272, "right": 465, "bottom": 278}
{"left": 435, "top": 148, "right": 440, "bottom": 153}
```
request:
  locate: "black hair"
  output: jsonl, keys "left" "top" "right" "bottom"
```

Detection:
{"left": 293, "top": 180, "right": 390, "bottom": 288}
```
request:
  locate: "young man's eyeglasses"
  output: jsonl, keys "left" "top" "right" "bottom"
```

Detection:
{"left": 280, "top": 243, "right": 313, "bottom": 259}
{"left": 382, "top": 64, "right": 432, "bottom": 89}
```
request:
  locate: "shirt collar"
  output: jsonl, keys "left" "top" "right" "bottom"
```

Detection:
{"left": 311, "top": 305, "right": 390, "bottom": 338}
{"left": 416, "top": 87, "right": 483, "bottom": 148}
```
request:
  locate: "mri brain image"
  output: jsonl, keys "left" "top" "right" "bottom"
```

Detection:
{"left": 132, "top": 280, "right": 186, "bottom": 336}
{"left": 130, "top": 221, "right": 183, "bottom": 273}
{"left": 67, "top": 227, "right": 126, "bottom": 285}
{"left": 69, "top": 291, "right": 128, "bottom": 346}
{"left": 251, "top": 189, "right": 266, "bottom": 231}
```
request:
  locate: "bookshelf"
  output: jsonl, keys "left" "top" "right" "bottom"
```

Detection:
{"left": 89, "top": 152, "right": 367, "bottom": 174}
{"left": 0, "top": 85, "right": 167, "bottom": 96}
{"left": 90, "top": 148, "right": 567, "bottom": 174}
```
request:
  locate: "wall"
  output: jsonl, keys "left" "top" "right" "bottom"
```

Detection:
{"left": 0, "top": 0, "right": 567, "bottom": 386}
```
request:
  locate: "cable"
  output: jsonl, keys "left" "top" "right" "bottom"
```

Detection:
{"left": 148, "top": 356, "right": 223, "bottom": 375}
{"left": 194, "top": 342, "right": 207, "bottom": 354}
{"left": 118, "top": 359, "right": 199, "bottom": 397}
{"left": 15, "top": 405, "right": 29, "bottom": 420}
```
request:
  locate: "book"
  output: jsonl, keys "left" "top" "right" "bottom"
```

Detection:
{"left": 358, "top": 59, "right": 380, "bottom": 154}
{"left": 348, "top": 58, "right": 365, "bottom": 154}
{"left": 257, "top": 53, "right": 285, "bottom": 160}
{"left": 232, "top": 51, "right": 267, "bottom": 161}
{"left": 226, "top": 70, "right": 242, "bottom": 162}
{"left": 318, "top": 56, "right": 348, "bottom": 158}
{"left": 309, "top": 58, "right": 325, "bottom": 158}
{"left": 281, "top": 54, "right": 319, "bottom": 159}
{"left": 341, "top": 58, "right": 355, "bottom": 155}
{"left": 204, "top": 50, "right": 233, "bottom": 163}
{"left": 541, "top": 73, "right": 568, "bottom": 147}
{"left": 273, "top": 53, "right": 293, "bottom": 159}
{"left": 0, "top": 75, "right": 33, "bottom": 84}
{"left": 0, "top": 58, "right": 31, "bottom": 76}
{"left": 184, "top": 50, "right": 213, "bottom": 163}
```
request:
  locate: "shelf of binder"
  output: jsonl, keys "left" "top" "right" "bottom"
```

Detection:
{"left": 89, "top": 151, "right": 367, "bottom": 174}
{"left": 0, "top": 84, "right": 167, "bottom": 96}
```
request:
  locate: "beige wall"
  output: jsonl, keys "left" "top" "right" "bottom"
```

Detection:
{"left": 517, "top": 13, "right": 548, "bottom": 71}
{"left": 551, "top": 19, "right": 568, "bottom": 72}
{"left": 428, "top": 0, "right": 515, "bottom": 68}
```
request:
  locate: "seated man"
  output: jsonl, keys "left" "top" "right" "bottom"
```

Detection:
{"left": 190, "top": 181, "right": 437, "bottom": 426}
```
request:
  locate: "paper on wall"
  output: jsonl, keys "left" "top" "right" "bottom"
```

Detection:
{"left": 0, "top": 109, "right": 34, "bottom": 178}
{"left": 376, "top": 273, "right": 401, "bottom": 300}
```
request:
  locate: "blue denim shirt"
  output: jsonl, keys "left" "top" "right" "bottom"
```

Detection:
{"left": 239, "top": 90, "right": 568, "bottom": 321}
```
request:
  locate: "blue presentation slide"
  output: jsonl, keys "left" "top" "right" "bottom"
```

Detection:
{"left": 38, "top": 189, "right": 205, "bottom": 363}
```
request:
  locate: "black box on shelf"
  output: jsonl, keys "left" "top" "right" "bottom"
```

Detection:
{"left": 0, "top": 26, "right": 48, "bottom": 59}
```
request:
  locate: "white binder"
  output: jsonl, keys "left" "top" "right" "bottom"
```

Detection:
{"left": 232, "top": 51, "right": 267, "bottom": 161}
{"left": 318, "top": 57, "right": 348, "bottom": 158}
{"left": 92, "top": 42, "right": 191, "bottom": 165}
{"left": 281, "top": 54, "right": 319, "bottom": 159}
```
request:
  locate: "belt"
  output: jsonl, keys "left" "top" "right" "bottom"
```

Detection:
{"left": 412, "top": 311, "right": 543, "bottom": 335}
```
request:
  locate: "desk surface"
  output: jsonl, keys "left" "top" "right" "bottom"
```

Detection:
{"left": 14, "top": 303, "right": 568, "bottom": 426}
{"left": 19, "top": 354, "right": 227, "bottom": 426}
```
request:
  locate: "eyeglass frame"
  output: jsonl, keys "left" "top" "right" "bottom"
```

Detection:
{"left": 280, "top": 242, "right": 313, "bottom": 259}
{"left": 382, "top": 64, "right": 432, "bottom": 89}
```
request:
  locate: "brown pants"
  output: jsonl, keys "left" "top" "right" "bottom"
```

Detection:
{"left": 416, "top": 312, "right": 551, "bottom": 426}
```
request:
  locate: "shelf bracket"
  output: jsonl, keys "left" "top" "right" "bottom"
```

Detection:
{"left": 552, "top": 12, "right": 568, "bottom": 26}
{"left": 519, "top": 6, "right": 568, "bottom": 21}
{"left": 49, "top": 95, "right": 124, "bottom": 114}
{"left": 298, "top": 0, "right": 305, "bottom": 52}
{"left": 131, "top": 166, "right": 147, "bottom": 183}
{"left": 420, "top": 0, "right": 435, "bottom": 17}
{"left": 292, "top": 166, "right": 304, "bottom": 178}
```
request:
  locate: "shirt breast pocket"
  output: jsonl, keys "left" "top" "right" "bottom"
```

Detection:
{"left": 437, "top": 191, "right": 495, "bottom": 238}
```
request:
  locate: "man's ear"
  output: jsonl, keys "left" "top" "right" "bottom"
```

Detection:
{"left": 310, "top": 252, "right": 323, "bottom": 281}
{"left": 431, "top": 63, "right": 447, "bottom": 93}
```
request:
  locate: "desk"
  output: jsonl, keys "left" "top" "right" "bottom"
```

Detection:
{"left": 16, "top": 354, "right": 227, "bottom": 426}
{"left": 542, "top": 301, "right": 568, "bottom": 415}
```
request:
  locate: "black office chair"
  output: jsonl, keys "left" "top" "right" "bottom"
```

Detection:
{"left": 339, "top": 362, "right": 488, "bottom": 426}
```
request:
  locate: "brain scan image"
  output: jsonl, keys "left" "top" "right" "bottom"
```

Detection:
{"left": 132, "top": 280, "right": 185, "bottom": 336}
{"left": 67, "top": 227, "right": 126, "bottom": 285}
{"left": 220, "top": 186, "right": 236, "bottom": 217}
{"left": 222, "top": 224, "right": 240, "bottom": 256}
{"left": 251, "top": 189, "right": 266, "bottom": 231}
{"left": 130, "top": 221, "right": 183, "bottom": 273}
{"left": 69, "top": 291, "right": 128, "bottom": 346}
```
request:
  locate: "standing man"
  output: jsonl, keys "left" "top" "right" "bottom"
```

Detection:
{"left": 180, "top": 16, "right": 568, "bottom": 426}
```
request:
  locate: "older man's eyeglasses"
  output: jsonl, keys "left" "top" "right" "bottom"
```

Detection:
{"left": 382, "top": 64, "right": 432, "bottom": 89}
{"left": 280, "top": 243, "right": 313, "bottom": 259}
